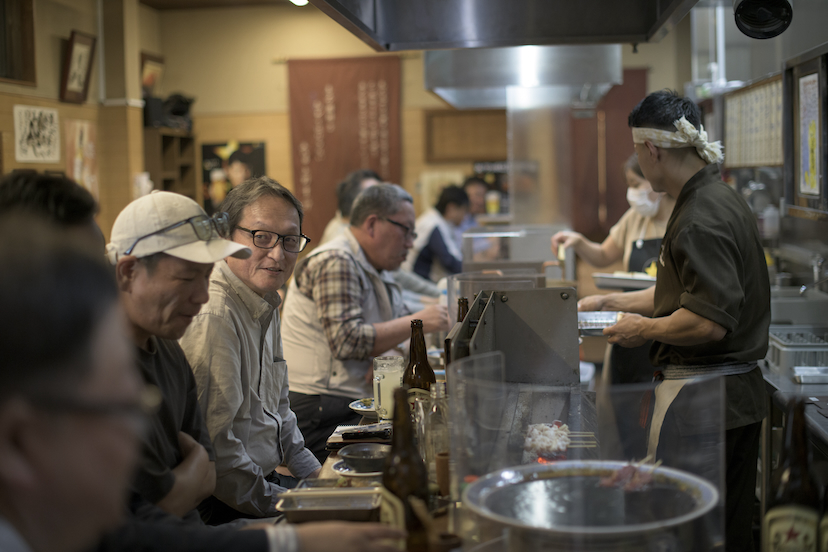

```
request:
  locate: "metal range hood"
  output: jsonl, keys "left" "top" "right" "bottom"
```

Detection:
{"left": 307, "top": 0, "right": 699, "bottom": 52}
{"left": 424, "top": 45, "right": 623, "bottom": 109}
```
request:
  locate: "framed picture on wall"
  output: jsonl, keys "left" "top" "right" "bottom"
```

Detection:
{"left": 141, "top": 53, "right": 165, "bottom": 98}
{"left": 59, "top": 31, "right": 96, "bottom": 104}
{"left": 783, "top": 42, "right": 828, "bottom": 220}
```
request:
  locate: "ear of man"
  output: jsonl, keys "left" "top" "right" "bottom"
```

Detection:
{"left": 115, "top": 256, "right": 140, "bottom": 292}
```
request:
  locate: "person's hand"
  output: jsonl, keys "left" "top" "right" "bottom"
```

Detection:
{"left": 577, "top": 295, "right": 607, "bottom": 312}
{"left": 604, "top": 313, "right": 648, "bottom": 348}
{"left": 295, "top": 522, "right": 405, "bottom": 552}
{"left": 177, "top": 432, "right": 214, "bottom": 496}
{"left": 551, "top": 231, "right": 583, "bottom": 255}
{"left": 416, "top": 304, "right": 450, "bottom": 334}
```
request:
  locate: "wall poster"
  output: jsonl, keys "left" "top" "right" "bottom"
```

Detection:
{"left": 201, "top": 141, "right": 266, "bottom": 212}
{"left": 287, "top": 57, "right": 401, "bottom": 243}
{"left": 798, "top": 73, "right": 821, "bottom": 196}
{"left": 64, "top": 119, "right": 98, "bottom": 199}
{"left": 14, "top": 105, "right": 60, "bottom": 163}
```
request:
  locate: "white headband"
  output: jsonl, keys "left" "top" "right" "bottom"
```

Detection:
{"left": 632, "top": 116, "right": 724, "bottom": 165}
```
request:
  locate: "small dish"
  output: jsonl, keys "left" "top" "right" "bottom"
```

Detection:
{"left": 348, "top": 398, "right": 378, "bottom": 420}
{"left": 339, "top": 443, "right": 390, "bottom": 472}
{"left": 332, "top": 460, "right": 382, "bottom": 478}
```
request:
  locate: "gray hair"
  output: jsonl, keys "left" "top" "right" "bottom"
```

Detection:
{"left": 349, "top": 183, "right": 413, "bottom": 227}
{"left": 220, "top": 176, "right": 304, "bottom": 232}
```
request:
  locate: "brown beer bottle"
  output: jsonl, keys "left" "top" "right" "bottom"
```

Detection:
{"left": 764, "top": 398, "right": 820, "bottom": 552}
{"left": 404, "top": 319, "right": 435, "bottom": 405}
{"left": 383, "top": 387, "right": 430, "bottom": 552}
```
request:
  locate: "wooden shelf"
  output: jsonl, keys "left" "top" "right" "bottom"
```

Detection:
{"left": 144, "top": 127, "right": 200, "bottom": 204}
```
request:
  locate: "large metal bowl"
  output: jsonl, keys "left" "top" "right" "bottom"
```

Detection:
{"left": 463, "top": 461, "right": 720, "bottom": 551}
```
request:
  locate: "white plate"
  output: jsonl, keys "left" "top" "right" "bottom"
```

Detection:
{"left": 332, "top": 460, "right": 382, "bottom": 478}
{"left": 348, "top": 399, "right": 378, "bottom": 420}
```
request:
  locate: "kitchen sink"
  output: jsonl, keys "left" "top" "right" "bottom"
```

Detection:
{"left": 771, "top": 286, "right": 828, "bottom": 325}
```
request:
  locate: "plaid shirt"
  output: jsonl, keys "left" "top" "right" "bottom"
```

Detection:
{"left": 294, "top": 250, "right": 377, "bottom": 360}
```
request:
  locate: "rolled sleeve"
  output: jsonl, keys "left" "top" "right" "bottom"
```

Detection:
{"left": 301, "top": 252, "right": 377, "bottom": 360}
{"left": 672, "top": 225, "right": 743, "bottom": 333}
{"left": 181, "top": 313, "right": 277, "bottom": 517}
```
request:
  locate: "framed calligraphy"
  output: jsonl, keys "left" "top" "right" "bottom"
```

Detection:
{"left": 59, "top": 31, "right": 96, "bottom": 104}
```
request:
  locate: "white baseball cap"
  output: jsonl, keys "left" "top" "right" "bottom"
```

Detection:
{"left": 106, "top": 191, "right": 250, "bottom": 264}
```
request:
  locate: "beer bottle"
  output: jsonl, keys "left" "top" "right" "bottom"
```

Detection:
{"left": 763, "top": 398, "right": 820, "bottom": 552}
{"left": 383, "top": 387, "right": 430, "bottom": 552}
{"left": 404, "top": 319, "right": 435, "bottom": 406}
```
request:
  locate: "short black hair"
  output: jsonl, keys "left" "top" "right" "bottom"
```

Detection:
{"left": 337, "top": 169, "right": 381, "bottom": 217}
{"left": 462, "top": 176, "right": 488, "bottom": 191}
{"left": 628, "top": 90, "right": 701, "bottom": 131}
{"left": 0, "top": 170, "right": 97, "bottom": 226}
{"left": 0, "top": 216, "right": 118, "bottom": 403}
{"left": 435, "top": 185, "right": 469, "bottom": 215}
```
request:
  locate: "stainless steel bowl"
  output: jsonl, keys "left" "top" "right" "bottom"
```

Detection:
{"left": 463, "top": 461, "right": 719, "bottom": 552}
{"left": 338, "top": 443, "right": 391, "bottom": 473}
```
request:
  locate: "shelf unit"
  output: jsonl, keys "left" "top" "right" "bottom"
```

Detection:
{"left": 144, "top": 127, "right": 199, "bottom": 202}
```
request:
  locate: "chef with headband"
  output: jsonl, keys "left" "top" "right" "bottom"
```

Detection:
{"left": 598, "top": 90, "right": 770, "bottom": 552}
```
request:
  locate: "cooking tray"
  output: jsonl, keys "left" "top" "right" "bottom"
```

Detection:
{"left": 578, "top": 311, "right": 622, "bottom": 336}
{"left": 275, "top": 488, "right": 381, "bottom": 523}
{"left": 592, "top": 272, "right": 655, "bottom": 290}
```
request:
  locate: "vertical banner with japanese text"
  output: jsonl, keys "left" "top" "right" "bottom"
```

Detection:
{"left": 288, "top": 56, "right": 401, "bottom": 244}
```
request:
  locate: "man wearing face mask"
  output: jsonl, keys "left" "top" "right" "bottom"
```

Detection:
{"left": 551, "top": 155, "right": 676, "bottom": 386}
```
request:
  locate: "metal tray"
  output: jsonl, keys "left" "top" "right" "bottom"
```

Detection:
{"left": 793, "top": 366, "right": 828, "bottom": 384}
{"left": 276, "top": 488, "right": 381, "bottom": 523}
{"left": 593, "top": 272, "right": 656, "bottom": 290}
{"left": 578, "top": 311, "right": 622, "bottom": 336}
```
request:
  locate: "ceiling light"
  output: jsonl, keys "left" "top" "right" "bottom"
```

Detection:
{"left": 289, "top": 0, "right": 309, "bottom": 6}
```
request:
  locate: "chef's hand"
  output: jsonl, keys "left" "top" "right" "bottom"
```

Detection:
{"left": 551, "top": 231, "right": 583, "bottom": 255}
{"left": 295, "top": 522, "right": 405, "bottom": 552}
{"left": 604, "top": 313, "right": 648, "bottom": 348}
{"left": 577, "top": 294, "right": 608, "bottom": 312}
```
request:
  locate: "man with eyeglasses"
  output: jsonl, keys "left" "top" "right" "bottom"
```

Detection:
{"left": 106, "top": 191, "right": 252, "bottom": 523}
{"left": 281, "top": 183, "right": 450, "bottom": 462}
{"left": 0, "top": 218, "right": 144, "bottom": 552}
{"left": 179, "top": 177, "right": 322, "bottom": 524}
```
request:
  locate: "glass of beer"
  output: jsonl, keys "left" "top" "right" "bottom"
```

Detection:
{"left": 373, "top": 356, "right": 405, "bottom": 420}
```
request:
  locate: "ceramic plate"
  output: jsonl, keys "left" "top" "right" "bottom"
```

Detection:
{"left": 332, "top": 460, "right": 382, "bottom": 478}
{"left": 348, "top": 398, "right": 378, "bottom": 420}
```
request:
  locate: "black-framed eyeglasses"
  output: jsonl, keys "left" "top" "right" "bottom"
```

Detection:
{"left": 380, "top": 217, "right": 417, "bottom": 240}
{"left": 235, "top": 226, "right": 311, "bottom": 253}
{"left": 125, "top": 213, "right": 230, "bottom": 256}
{"left": 28, "top": 385, "right": 163, "bottom": 433}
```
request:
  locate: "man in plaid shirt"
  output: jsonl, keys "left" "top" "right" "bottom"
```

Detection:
{"left": 282, "top": 184, "right": 450, "bottom": 462}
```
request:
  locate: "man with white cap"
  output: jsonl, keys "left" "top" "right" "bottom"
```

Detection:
{"left": 107, "top": 190, "right": 252, "bottom": 522}
{"left": 600, "top": 90, "right": 769, "bottom": 552}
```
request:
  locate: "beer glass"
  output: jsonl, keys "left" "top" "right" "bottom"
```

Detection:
{"left": 373, "top": 356, "right": 405, "bottom": 420}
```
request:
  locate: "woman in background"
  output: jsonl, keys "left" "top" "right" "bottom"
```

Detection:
{"left": 552, "top": 154, "right": 676, "bottom": 384}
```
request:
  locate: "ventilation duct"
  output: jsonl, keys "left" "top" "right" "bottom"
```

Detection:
{"left": 424, "top": 45, "right": 622, "bottom": 110}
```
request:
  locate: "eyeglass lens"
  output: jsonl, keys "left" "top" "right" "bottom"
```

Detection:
{"left": 251, "top": 232, "right": 307, "bottom": 252}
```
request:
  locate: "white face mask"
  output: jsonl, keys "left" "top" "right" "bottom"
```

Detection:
{"left": 626, "top": 186, "right": 661, "bottom": 218}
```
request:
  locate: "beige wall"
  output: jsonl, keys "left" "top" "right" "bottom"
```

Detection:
{"left": 158, "top": 4, "right": 459, "bottom": 198}
{"left": 0, "top": 0, "right": 99, "bottom": 103}
{"left": 622, "top": 17, "right": 691, "bottom": 93}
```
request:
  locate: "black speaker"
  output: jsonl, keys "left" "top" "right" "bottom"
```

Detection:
{"left": 733, "top": 0, "right": 793, "bottom": 39}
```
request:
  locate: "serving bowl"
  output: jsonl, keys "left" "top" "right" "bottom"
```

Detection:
{"left": 338, "top": 443, "right": 391, "bottom": 473}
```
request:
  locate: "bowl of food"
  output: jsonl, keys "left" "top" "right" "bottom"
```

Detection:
{"left": 338, "top": 443, "right": 391, "bottom": 473}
